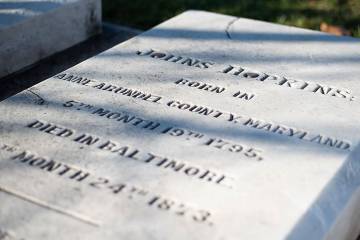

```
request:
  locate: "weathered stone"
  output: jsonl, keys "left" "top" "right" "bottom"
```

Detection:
{"left": 0, "top": 0, "right": 101, "bottom": 78}
{"left": 0, "top": 10, "right": 360, "bottom": 240}
{"left": 0, "top": 22, "right": 141, "bottom": 101}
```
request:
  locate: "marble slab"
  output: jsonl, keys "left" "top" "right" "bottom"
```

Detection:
{"left": 1, "top": 10, "right": 360, "bottom": 240}
{"left": 0, "top": 0, "right": 101, "bottom": 79}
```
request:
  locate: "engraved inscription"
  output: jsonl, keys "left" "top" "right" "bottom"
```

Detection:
{"left": 55, "top": 73, "right": 163, "bottom": 104}
{"left": 136, "top": 49, "right": 215, "bottom": 69}
{"left": 175, "top": 78, "right": 225, "bottom": 94}
{"left": 1, "top": 144, "right": 18, "bottom": 153}
{"left": 3, "top": 145, "right": 215, "bottom": 226}
{"left": 135, "top": 49, "right": 356, "bottom": 101}
{"left": 166, "top": 100, "right": 224, "bottom": 118}
{"left": 232, "top": 90, "right": 255, "bottom": 100}
{"left": 26, "top": 120, "right": 236, "bottom": 188}
{"left": 62, "top": 99, "right": 265, "bottom": 161}
{"left": 204, "top": 137, "right": 263, "bottom": 161}
{"left": 175, "top": 78, "right": 255, "bottom": 101}
{"left": 54, "top": 73, "right": 352, "bottom": 150}
{"left": 222, "top": 65, "right": 355, "bottom": 101}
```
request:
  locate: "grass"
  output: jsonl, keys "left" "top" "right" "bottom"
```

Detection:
{"left": 103, "top": 0, "right": 360, "bottom": 37}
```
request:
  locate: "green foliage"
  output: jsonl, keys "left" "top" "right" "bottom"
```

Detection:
{"left": 103, "top": 0, "right": 360, "bottom": 37}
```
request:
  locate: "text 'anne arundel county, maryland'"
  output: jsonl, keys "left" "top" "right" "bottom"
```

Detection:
{"left": 136, "top": 49, "right": 356, "bottom": 102}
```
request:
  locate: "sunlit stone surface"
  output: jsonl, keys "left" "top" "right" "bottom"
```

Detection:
{"left": 0, "top": 0, "right": 101, "bottom": 78}
{"left": 1, "top": 10, "right": 360, "bottom": 240}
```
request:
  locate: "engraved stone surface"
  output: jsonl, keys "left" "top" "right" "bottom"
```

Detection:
{"left": 0, "top": 0, "right": 101, "bottom": 78}
{"left": 1, "top": 10, "right": 360, "bottom": 240}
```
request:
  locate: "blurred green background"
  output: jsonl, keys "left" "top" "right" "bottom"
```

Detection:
{"left": 103, "top": 0, "right": 360, "bottom": 37}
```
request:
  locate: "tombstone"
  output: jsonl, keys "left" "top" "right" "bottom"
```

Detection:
{"left": 0, "top": 10, "right": 360, "bottom": 240}
{"left": 0, "top": 22, "right": 142, "bottom": 101}
{"left": 0, "top": 0, "right": 101, "bottom": 79}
